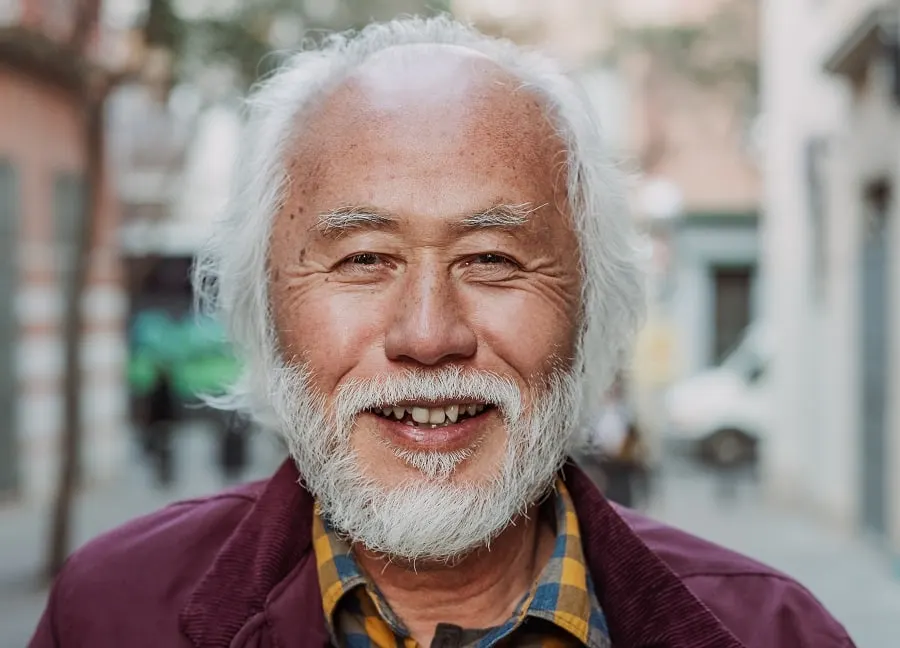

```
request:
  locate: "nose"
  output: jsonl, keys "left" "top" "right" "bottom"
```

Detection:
{"left": 383, "top": 264, "right": 477, "bottom": 366}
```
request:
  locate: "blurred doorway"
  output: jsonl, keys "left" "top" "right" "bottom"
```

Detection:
{"left": 860, "top": 179, "right": 890, "bottom": 537}
{"left": 0, "top": 161, "right": 18, "bottom": 496}
{"left": 711, "top": 265, "right": 755, "bottom": 364}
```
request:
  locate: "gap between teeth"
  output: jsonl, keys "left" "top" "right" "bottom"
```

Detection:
{"left": 378, "top": 403, "right": 486, "bottom": 425}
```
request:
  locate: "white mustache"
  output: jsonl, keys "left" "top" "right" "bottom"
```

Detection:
{"left": 333, "top": 366, "right": 524, "bottom": 426}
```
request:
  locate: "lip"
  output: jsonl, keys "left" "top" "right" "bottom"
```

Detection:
{"left": 362, "top": 409, "right": 496, "bottom": 453}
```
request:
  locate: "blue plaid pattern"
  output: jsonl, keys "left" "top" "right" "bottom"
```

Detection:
{"left": 313, "top": 478, "right": 611, "bottom": 647}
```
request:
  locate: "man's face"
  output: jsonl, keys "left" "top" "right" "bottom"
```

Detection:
{"left": 269, "top": 46, "right": 582, "bottom": 494}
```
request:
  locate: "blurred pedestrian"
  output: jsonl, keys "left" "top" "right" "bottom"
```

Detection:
{"left": 593, "top": 376, "right": 631, "bottom": 454}
{"left": 218, "top": 412, "right": 251, "bottom": 484}
{"left": 613, "top": 421, "right": 651, "bottom": 508}
{"left": 582, "top": 376, "right": 648, "bottom": 508}
{"left": 145, "top": 367, "right": 177, "bottom": 488}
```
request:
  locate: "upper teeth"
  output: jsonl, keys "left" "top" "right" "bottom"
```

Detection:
{"left": 378, "top": 403, "right": 485, "bottom": 423}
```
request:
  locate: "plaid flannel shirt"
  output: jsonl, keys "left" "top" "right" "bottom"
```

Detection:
{"left": 313, "top": 478, "right": 611, "bottom": 648}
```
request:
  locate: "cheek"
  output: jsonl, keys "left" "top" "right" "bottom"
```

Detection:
{"left": 268, "top": 222, "right": 386, "bottom": 381}
{"left": 469, "top": 288, "right": 579, "bottom": 377}
{"left": 272, "top": 282, "right": 388, "bottom": 385}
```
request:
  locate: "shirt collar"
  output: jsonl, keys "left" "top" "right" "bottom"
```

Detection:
{"left": 312, "top": 501, "right": 368, "bottom": 623}
{"left": 526, "top": 478, "right": 610, "bottom": 646}
{"left": 312, "top": 477, "right": 609, "bottom": 647}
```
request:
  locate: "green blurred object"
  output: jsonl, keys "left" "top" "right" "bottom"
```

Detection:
{"left": 127, "top": 350, "right": 160, "bottom": 395}
{"left": 128, "top": 310, "right": 240, "bottom": 399}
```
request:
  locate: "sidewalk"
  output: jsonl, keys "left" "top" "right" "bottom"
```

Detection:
{"left": 647, "top": 463, "right": 900, "bottom": 648}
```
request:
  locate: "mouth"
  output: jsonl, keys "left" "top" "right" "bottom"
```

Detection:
{"left": 369, "top": 402, "right": 494, "bottom": 429}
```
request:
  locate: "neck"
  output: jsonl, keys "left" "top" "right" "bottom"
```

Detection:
{"left": 354, "top": 505, "right": 555, "bottom": 646}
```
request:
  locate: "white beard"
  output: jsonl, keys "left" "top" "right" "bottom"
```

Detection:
{"left": 267, "top": 363, "right": 581, "bottom": 561}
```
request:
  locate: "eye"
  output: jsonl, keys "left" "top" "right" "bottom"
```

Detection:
{"left": 335, "top": 252, "right": 394, "bottom": 277}
{"left": 347, "top": 253, "right": 380, "bottom": 266}
{"left": 470, "top": 253, "right": 517, "bottom": 266}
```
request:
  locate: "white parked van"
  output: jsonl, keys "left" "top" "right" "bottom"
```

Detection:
{"left": 664, "top": 324, "right": 770, "bottom": 466}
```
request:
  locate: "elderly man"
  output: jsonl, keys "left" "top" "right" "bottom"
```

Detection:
{"left": 31, "top": 16, "right": 853, "bottom": 648}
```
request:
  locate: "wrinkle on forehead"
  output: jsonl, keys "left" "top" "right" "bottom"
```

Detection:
{"left": 279, "top": 42, "right": 572, "bottom": 239}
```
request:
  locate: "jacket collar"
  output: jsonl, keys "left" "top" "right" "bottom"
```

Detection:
{"left": 561, "top": 462, "right": 745, "bottom": 648}
{"left": 181, "top": 459, "right": 744, "bottom": 648}
{"left": 180, "top": 460, "right": 326, "bottom": 647}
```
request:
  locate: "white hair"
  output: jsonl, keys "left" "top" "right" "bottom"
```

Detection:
{"left": 193, "top": 15, "right": 645, "bottom": 442}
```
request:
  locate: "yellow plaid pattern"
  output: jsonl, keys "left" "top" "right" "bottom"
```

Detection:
{"left": 313, "top": 479, "right": 610, "bottom": 647}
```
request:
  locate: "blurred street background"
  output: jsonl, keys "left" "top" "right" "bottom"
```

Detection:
{"left": 1, "top": 0, "right": 899, "bottom": 646}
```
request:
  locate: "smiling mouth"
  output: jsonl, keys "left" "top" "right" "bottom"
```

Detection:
{"left": 369, "top": 403, "right": 493, "bottom": 429}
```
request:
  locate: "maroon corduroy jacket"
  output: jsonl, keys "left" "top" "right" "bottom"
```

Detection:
{"left": 30, "top": 460, "right": 855, "bottom": 648}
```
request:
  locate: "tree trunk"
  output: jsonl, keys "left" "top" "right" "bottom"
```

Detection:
{"left": 46, "top": 94, "right": 105, "bottom": 580}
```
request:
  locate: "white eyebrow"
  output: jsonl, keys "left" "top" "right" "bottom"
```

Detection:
{"left": 458, "top": 202, "right": 544, "bottom": 229}
{"left": 313, "top": 202, "right": 544, "bottom": 236}
{"left": 313, "top": 207, "right": 396, "bottom": 236}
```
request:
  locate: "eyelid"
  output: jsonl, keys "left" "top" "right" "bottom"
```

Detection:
{"left": 458, "top": 254, "right": 523, "bottom": 283}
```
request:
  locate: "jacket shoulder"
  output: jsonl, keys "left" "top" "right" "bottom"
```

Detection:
{"left": 617, "top": 506, "right": 856, "bottom": 648}
{"left": 32, "top": 483, "right": 264, "bottom": 647}
{"left": 62, "top": 484, "right": 262, "bottom": 582}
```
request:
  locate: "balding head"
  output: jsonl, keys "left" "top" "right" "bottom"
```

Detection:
{"left": 288, "top": 42, "right": 564, "bottom": 205}
{"left": 343, "top": 42, "right": 498, "bottom": 107}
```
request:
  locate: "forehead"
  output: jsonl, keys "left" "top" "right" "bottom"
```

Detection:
{"left": 284, "top": 44, "right": 568, "bottom": 215}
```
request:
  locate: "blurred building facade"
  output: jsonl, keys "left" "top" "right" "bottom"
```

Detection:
{"left": 0, "top": 0, "right": 128, "bottom": 502}
{"left": 762, "top": 0, "right": 900, "bottom": 566}
{"left": 109, "top": 60, "right": 246, "bottom": 417}
{"left": 453, "top": 0, "right": 761, "bottom": 450}
{"left": 108, "top": 47, "right": 198, "bottom": 326}
{"left": 618, "top": 0, "right": 761, "bottom": 386}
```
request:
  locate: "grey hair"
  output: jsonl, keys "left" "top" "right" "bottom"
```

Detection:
{"left": 193, "top": 15, "right": 645, "bottom": 439}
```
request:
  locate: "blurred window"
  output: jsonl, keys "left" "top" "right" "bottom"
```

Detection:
{"left": 52, "top": 172, "right": 85, "bottom": 276}
{"left": 0, "top": 160, "right": 14, "bottom": 232}
{"left": 0, "top": 159, "right": 19, "bottom": 494}
{"left": 711, "top": 265, "right": 755, "bottom": 364}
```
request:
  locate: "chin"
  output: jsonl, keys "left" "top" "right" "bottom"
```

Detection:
{"left": 305, "top": 432, "right": 561, "bottom": 561}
